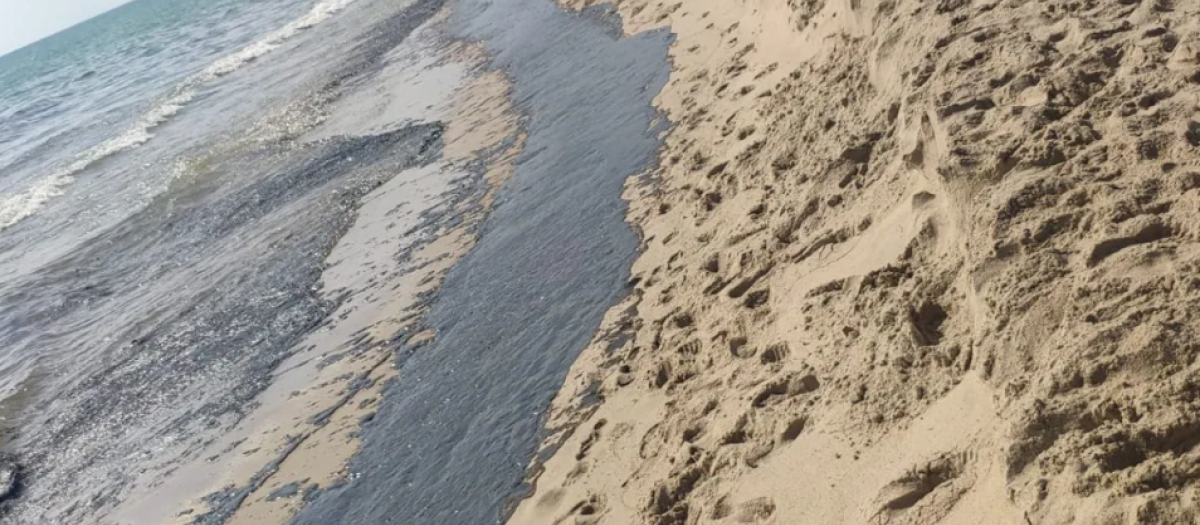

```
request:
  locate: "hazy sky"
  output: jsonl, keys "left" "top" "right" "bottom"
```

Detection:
{"left": 0, "top": 0, "right": 134, "bottom": 56}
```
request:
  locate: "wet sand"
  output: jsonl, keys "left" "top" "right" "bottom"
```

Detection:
{"left": 210, "top": 46, "right": 526, "bottom": 525}
{"left": 108, "top": 9, "right": 523, "bottom": 524}
{"left": 289, "top": 0, "right": 671, "bottom": 522}
{"left": 12, "top": 0, "right": 1199, "bottom": 521}
{"left": 111, "top": 0, "right": 672, "bottom": 521}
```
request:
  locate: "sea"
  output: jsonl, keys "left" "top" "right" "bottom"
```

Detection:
{"left": 0, "top": 0, "right": 670, "bottom": 522}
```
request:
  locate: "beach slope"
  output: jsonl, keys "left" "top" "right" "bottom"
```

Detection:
{"left": 511, "top": 0, "right": 1200, "bottom": 523}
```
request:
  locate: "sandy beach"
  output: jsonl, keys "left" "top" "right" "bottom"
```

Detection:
{"left": 5, "top": 0, "right": 1200, "bottom": 522}
{"left": 510, "top": 0, "right": 1200, "bottom": 523}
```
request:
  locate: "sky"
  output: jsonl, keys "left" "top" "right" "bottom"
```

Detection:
{"left": 0, "top": 0, "right": 134, "bottom": 56}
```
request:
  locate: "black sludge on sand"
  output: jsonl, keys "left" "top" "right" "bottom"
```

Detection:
{"left": 291, "top": 1, "right": 671, "bottom": 525}
{"left": 0, "top": 0, "right": 454, "bottom": 518}
{"left": 0, "top": 125, "right": 442, "bottom": 523}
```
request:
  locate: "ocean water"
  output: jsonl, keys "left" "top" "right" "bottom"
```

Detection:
{"left": 0, "top": 0, "right": 448, "bottom": 520}
{"left": 0, "top": 0, "right": 671, "bottom": 521}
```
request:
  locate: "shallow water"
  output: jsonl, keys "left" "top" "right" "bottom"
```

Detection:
{"left": 291, "top": 2, "right": 671, "bottom": 524}
{"left": 0, "top": 0, "right": 671, "bottom": 522}
{"left": 0, "top": 0, "right": 456, "bottom": 521}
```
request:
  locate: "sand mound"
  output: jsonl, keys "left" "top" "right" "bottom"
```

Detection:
{"left": 510, "top": 0, "right": 1200, "bottom": 523}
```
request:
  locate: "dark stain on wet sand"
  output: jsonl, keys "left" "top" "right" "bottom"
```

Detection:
{"left": 291, "top": 1, "right": 670, "bottom": 524}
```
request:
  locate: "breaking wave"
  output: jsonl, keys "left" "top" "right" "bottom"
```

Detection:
{"left": 0, "top": 0, "right": 357, "bottom": 231}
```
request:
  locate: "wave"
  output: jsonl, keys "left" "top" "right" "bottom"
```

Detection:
{"left": 0, "top": 91, "right": 192, "bottom": 230}
{"left": 0, "top": 0, "right": 357, "bottom": 232}
{"left": 196, "top": 0, "right": 356, "bottom": 83}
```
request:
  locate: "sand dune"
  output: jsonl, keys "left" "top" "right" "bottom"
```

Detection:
{"left": 512, "top": 0, "right": 1200, "bottom": 523}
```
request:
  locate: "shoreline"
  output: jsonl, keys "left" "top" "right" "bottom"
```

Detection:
{"left": 109, "top": 10, "right": 526, "bottom": 523}
{"left": 8, "top": 0, "right": 1197, "bottom": 522}
{"left": 290, "top": 0, "right": 673, "bottom": 521}
{"left": 111, "top": 0, "right": 675, "bottom": 522}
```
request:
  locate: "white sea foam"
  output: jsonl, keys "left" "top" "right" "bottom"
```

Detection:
{"left": 195, "top": 0, "right": 356, "bottom": 83}
{"left": 0, "top": 91, "right": 192, "bottom": 230}
{"left": 0, "top": 0, "right": 357, "bottom": 231}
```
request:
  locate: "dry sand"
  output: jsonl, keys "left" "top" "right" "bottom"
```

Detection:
{"left": 510, "top": 0, "right": 1200, "bottom": 523}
